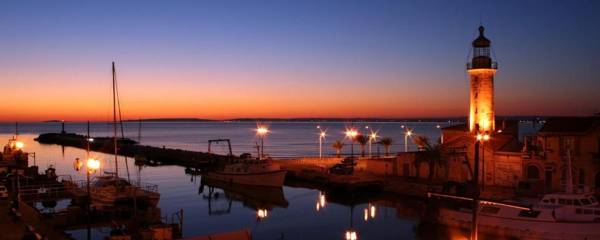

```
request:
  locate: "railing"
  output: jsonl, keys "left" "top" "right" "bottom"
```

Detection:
{"left": 62, "top": 179, "right": 158, "bottom": 193}
{"left": 466, "top": 61, "right": 497, "bottom": 70}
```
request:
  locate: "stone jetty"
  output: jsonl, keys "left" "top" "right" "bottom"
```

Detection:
{"left": 35, "top": 132, "right": 233, "bottom": 168}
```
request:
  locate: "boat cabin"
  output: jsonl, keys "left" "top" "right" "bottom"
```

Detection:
{"left": 539, "top": 193, "right": 598, "bottom": 207}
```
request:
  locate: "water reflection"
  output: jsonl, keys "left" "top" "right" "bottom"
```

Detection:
{"left": 8, "top": 133, "right": 479, "bottom": 239}
{"left": 198, "top": 175, "right": 289, "bottom": 220}
{"left": 315, "top": 191, "right": 326, "bottom": 211}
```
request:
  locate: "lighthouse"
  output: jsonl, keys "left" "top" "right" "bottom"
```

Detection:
{"left": 468, "top": 26, "right": 497, "bottom": 133}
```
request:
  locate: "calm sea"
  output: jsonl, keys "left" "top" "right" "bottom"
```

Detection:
{"left": 0, "top": 121, "right": 539, "bottom": 239}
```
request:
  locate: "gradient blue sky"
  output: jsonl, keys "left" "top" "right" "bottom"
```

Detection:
{"left": 1, "top": 0, "right": 599, "bottom": 121}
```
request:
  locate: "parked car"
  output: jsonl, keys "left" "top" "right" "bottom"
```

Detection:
{"left": 0, "top": 185, "right": 8, "bottom": 199}
{"left": 329, "top": 157, "right": 356, "bottom": 175}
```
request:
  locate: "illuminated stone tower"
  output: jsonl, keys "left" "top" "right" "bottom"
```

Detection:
{"left": 468, "top": 26, "right": 497, "bottom": 133}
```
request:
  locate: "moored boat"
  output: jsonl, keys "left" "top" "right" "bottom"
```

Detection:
{"left": 204, "top": 159, "right": 286, "bottom": 187}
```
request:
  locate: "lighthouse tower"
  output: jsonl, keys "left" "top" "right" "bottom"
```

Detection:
{"left": 468, "top": 26, "right": 497, "bottom": 133}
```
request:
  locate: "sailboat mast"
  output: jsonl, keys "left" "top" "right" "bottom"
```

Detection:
{"left": 112, "top": 62, "right": 119, "bottom": 178}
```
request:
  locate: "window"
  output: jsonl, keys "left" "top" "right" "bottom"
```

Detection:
{"left": 585, "top": 209, "right": 593, "bottom": 215}
{"left": 481, "top": 205, "right": 500, "bottom": 214}
{"left": 558, "top": 199, "right": 566, "bottom": 204}
{"left": 518, "top": 210, "right": 541, "bottom": 218}
{"left": 550, "top": 199, "right": 556, "bottom": 204}
{"left": 576, "top": 209, "right": 583, "bottom": 214}
{"left": 575, "top": 200, "right": 582, "bottom": 206}
{"left": 566, "top": 199, "right": 573, "bottom": 205}
{"left": 594, "top": 210, "right": 600, "bottom": 215}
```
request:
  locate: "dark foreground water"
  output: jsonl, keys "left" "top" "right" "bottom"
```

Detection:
{"left": 0, "top": 122, "right": 539, "bottom": 239}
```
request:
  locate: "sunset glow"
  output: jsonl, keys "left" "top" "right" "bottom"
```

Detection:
{"left": 1, "top": 1, "right": 598, "bottom": 122}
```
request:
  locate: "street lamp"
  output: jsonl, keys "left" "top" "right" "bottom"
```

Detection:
{"left": 368, "top": 131, "right": 378, "bottom": 158}
{"left": 345, "top": 128, "right": 358, "bottom": 159}
{"left": 319, "top": 129, "right": 327, "bottom": 159}
{"left": 404, "top": 128, "right": 413, "bottom": 152}
{"left": 14, "top": 141, "right": 24, "bottom": 150}
{"left": 256, "top": 125, "right": 269, "bottom": 159}
{"left": 471, "top": 130, "right": 490, "bottom": 240}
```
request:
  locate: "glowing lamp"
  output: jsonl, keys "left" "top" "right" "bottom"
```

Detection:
{"left": 483, "top": 134, "right": 490, "bottom": 141}
{"left": 15, "top": 141, "right": 24, "bottom": 149}
{"left": 345, "top": 129, "right": 358, "bottom": 139}
{"left": 256, "top": 126, "right": 269, "bottom": 136}
{"left": 86, "top": 158, "right": 100, "bottom": 173}
{"left": 369, "top": 132, "right": 378, "bottom": 140}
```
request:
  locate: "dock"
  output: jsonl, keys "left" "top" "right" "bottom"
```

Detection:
{"left": 35, "top": 132, "right": 233, "bottom": 168}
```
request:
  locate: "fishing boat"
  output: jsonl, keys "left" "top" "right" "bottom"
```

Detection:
{"left": 203, "top": 159, "right": 286, "bottom": 188}
{"left": 87, "top": 62, "right": 160, "bottom": 209}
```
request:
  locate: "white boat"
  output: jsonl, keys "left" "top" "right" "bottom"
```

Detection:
{"left": 436, "top": 192, "right": 600, "bottom": 240}
{"left": 432, "top": 149, "right": 600, "bottom": 239}
{"left": 204, "top": 159, "right": 286, "bottom": 187}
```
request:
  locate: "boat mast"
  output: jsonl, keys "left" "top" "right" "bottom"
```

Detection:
{"left": 112, "top": 62, "right": 119, "bottom": 178}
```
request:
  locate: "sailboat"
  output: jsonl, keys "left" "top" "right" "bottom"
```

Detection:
{"left": 88, "top": 62, "right": 160, "bottom": 209}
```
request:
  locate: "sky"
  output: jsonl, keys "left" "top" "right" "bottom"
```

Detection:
{"left": 1, "top": 0, "right": 599, "bottom": 121}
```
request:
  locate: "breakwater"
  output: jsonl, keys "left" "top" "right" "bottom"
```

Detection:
{"left": 35, "top": 133, "right": 233, "bottom": 168}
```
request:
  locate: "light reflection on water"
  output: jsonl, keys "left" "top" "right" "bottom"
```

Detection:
{"left": 7, "top": 133, "right": 433, "bottom": 239}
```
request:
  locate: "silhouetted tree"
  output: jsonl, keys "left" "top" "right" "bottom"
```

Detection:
{"left": 413, "top": 135, "right": 446, "bottom": 189}
{"left": 331, "top": 140, "right": 345, "bottom": 157}
{"left": 379, "top": 137, "right": 393, "bottom": 156}
{"left": 355, "top": 135, "right": 368, "bottom": 157}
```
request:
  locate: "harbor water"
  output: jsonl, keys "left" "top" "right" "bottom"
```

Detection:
{"left": 0, "top": 121, "right": 539, "bottom": 239}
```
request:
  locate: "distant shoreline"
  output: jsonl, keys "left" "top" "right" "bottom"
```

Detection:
{"left": 13, "top": 116, "right": 550, "bottom": 124}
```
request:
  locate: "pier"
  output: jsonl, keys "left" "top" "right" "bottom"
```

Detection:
{"left": 35, "top": 132, "right": 233, "bottom": 168}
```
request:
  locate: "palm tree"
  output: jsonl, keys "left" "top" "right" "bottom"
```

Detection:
{"left": 332, "top": 140, "right": 345, "bottom": 157}
{"left": 379, "top": 137, "right": 393, "bottom": 156}
{"left": 412, "top": 135, "right": 445, "bottom": 189}
{"left": 355, "top": 135, "right": 368, "bottom": 157}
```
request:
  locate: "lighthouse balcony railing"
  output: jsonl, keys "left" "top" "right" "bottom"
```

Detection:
{"left": 466, "top": 61, "right": 497, "bottom": 70}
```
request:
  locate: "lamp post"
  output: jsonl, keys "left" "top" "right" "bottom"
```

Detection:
{"left": 404, "top": 128, "right": 413, "bottom": 152}
{"left": 85, "top": 158, "right": 100, "bottom": 240}
{"left": 256, "top": 125, "right": 269, "bottom": 160}
{"left": 319, "top": 130, "right": 326, "bottom": 159}
{"left": 86, "top": 158, "right": 100, "bottom": 197}
{"left": 368, "top": 131, "right": 378, "bottom": 158}
{"left": 345, "top": 128, "right": 358, "bottom": 159}
{"left": 471, "top": 130, "right": 490, "bottom": 240}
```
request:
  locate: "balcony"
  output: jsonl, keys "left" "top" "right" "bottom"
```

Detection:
{"left": 467, "top": 57, "right": 498, "bottom": 70}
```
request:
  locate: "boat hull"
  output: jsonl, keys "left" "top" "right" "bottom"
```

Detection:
{"left": 204, "top": 170, "right": 287, "bottom": 188}
{"left": 435, "top": 208, "right": 600, "bottom": 240}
